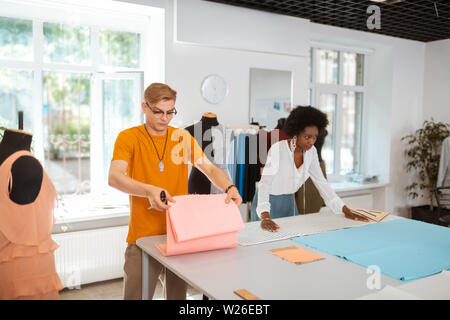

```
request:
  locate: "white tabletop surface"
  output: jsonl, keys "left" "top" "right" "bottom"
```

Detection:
{"left": 137, "top": 213, "right": 406, "bottom": 300}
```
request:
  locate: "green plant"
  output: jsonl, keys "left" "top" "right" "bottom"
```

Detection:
{"left": 402, "top": 119, "right": 450, "bottom": 211}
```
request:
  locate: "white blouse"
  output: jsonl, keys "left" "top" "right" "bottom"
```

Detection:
{"left": 256, "top": 140, "right": 345, "bottom": 218}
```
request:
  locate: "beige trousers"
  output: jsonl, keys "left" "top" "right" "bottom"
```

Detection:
{"left": 123, "top": 243, "right": 187, "bottom": 300}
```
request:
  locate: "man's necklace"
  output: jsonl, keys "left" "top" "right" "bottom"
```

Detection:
{"left": 144, "top": 124, "right": 168, "bottom": 172}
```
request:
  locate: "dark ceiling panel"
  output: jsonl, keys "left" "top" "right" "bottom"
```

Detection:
{"left": 204, "top": 0, "right": 450, "bottom": 42}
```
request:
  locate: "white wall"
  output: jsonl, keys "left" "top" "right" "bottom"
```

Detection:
{"left": 423, "top": 39, "right": 450, "bottom": 125}
{"left": 175, "top": 0, "right": 309, "bottom": 56}
{"left": 169, "top": 0, "right": 309, "bottom": 127}
{"left": 363, "top": 46, "right": 393, "bottom": 183}
{"left": 117, "top": 0, "right": 440, "bottom": 217}
{"left": 119, "top": 0, "right": 309, "bottom": 127}
{"left": 166, "top": 41, "right": 308, "bottom": 127}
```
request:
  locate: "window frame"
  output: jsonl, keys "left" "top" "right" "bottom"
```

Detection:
{"left": 0, "top": 0, "right": 164, "bottom": 220}
{"left": 309, "top": 45, "right": 368, "bottom": 182}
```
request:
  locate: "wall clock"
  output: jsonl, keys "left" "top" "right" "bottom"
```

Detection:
{"left": 200, "top": 74, "right": 228, "bottom": 104}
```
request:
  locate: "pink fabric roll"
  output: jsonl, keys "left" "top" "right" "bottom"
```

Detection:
{"left": 156, "top": 194, "right": 245, "bottom": 256}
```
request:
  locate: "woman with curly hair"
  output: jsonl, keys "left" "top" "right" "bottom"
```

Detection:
{"left": 250, "top": 106, "right": 369, "bottom": 232}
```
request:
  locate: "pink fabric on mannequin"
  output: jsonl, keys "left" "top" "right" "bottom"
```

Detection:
{"left": 156, "top": 194, "right": 245, "bottom": 256}
{"left": 0, "top": 150, "right": 62, "bottom": 300}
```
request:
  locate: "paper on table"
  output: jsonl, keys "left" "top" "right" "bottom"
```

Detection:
{"left": 238, "top": 217, "right": 304, "bottom": 246}
{"left": 238, "top": 208, "right": 376, "bottom": 246}
{"left": 271, "top": 246, "right": 324, "bottom": 264}
{"left": 357, "top": 285, "right": 422, "bottom": 300}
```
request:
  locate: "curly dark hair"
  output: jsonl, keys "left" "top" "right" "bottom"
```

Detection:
{"left": 275, "top": 117, "right": 286, "bottom": 130}
{"left": 282, "top": 106, "right": 329, "bottom": 138}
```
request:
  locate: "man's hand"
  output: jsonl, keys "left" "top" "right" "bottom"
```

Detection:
{"left": 342, "top": 205, "right": 370, "bottom": 222}
{"left": 145, "top": 185, "right": 176, "bottom": 212}
{"left": 224, "top": 185, "right": 242, "bottom": 207}
{"left": 260, "top": 212, "right": 280, "bottom": 232}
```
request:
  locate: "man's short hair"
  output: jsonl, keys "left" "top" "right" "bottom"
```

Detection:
{"left": 144, "top": 83, "right": 177, "bottom": 105}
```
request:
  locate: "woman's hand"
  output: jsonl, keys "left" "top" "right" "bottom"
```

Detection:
{"left": 342, "top": 205, "right": 370, "bottom": 222}
{"left": 145, "top": 185, "right": 176, "bottom": 212}
{"left": 260, "top": 212, "right": 280, "bottom": 232}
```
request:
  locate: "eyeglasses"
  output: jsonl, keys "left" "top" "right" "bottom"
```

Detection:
{"left": 145, "top": 102, "right": 178, "bottom": 118}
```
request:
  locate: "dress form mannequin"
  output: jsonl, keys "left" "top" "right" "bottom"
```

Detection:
{"left": 0, "top": 128, "right": 62, "bottom": 300}
{"left": 185, "top": 114, "right": 219, "bottom": 194}
{"left": 202, "top": 112, "right": 217, "bottom": 118}
{"left": 0, "top": 129, "right": 43, "bottom": 204}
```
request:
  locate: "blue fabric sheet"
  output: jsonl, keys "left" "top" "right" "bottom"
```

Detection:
{"left": 228, "top": 137, "right": 237, "bottom": 184}
{"left": 292, "top": 219, "right": 450, "bottom": 281}
{"left": 237, "top": 133, "right": 246, "bottom": 197}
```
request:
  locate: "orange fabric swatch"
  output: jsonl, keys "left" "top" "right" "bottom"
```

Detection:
{"left": 271, "top": 246, "right": 324, "bottom": 264}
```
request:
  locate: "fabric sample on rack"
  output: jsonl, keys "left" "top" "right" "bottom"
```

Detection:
{"left": 237, "top": 133, "right": 246, "bottom": 198}
{"left": 211, "top": 124, "right": 234, "bottom": 193}
{"left": 246, "top": 134, "right": 259, "bottom": 203}
{"left": 233, "top": 133, "right": 259, "bottom": 203}
{"left": 228, "top": 137, "right": 237, "bottom": 185}
{"left": 243, "top": 135, "right": 250, "bottom": 202}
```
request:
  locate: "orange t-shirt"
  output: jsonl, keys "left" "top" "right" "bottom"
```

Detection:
{"left": 112, "top": 125, "right": 204, "bottom": 244}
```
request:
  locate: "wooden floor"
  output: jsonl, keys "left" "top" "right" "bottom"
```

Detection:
{"left": 59, "top": 278, "right": 203, "bottom": 300}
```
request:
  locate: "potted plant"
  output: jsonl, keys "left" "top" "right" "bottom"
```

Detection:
{"left": 402, "top": 119, "right": 450, "bottom": 223}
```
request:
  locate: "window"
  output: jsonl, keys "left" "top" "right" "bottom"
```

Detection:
{"left": 42, "top": 71, "right": 92, "bottom": 194}
{"left": 0, "top": 2, "right": 162, "bottom": 220}
{"left": 43, "top": 22, "right": 91, "bottom": 65}
{"left": 0, "top": 68, "right": 33, "bottom": 131}
{"left": 0, "top": 17, "right": 33, "bottom": 61}
{"left": 99, "top": 30, "right": 141, "bottom": 68}
{"left": 309, "top": 47, "right": 366, "bottom": 179}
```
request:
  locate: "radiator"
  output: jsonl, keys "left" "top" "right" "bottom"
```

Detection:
{"left": 52, "top": 226, "right": 128, "bottom": 288}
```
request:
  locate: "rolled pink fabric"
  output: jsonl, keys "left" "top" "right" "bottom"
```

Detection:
{"left": 156, "top": 194, "right": 245, "bottom": 256}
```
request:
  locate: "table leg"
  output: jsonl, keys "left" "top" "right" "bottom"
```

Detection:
{"left": 142, "top": 251, "right": 150, "bottom": 300}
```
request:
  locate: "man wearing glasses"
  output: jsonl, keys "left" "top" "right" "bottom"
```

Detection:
{"left": 108, "top": 83, "right": 242, "bottom": 300}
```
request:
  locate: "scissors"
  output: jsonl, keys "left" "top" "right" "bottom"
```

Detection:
{"left": 148, "top": 190, "right": 168, "bottom": 210}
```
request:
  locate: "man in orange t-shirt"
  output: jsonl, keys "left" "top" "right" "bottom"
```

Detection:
{"left": 109, "top": 83, "right": 242, "bottom": 300}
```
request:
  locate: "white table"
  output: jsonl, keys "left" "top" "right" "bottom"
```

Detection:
{"left": 136, "top": 213, "right": 407, "bottom": 300}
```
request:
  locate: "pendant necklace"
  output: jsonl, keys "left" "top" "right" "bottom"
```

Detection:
{"left": 144, "top": 124, "right": 168, "bottom": 172}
